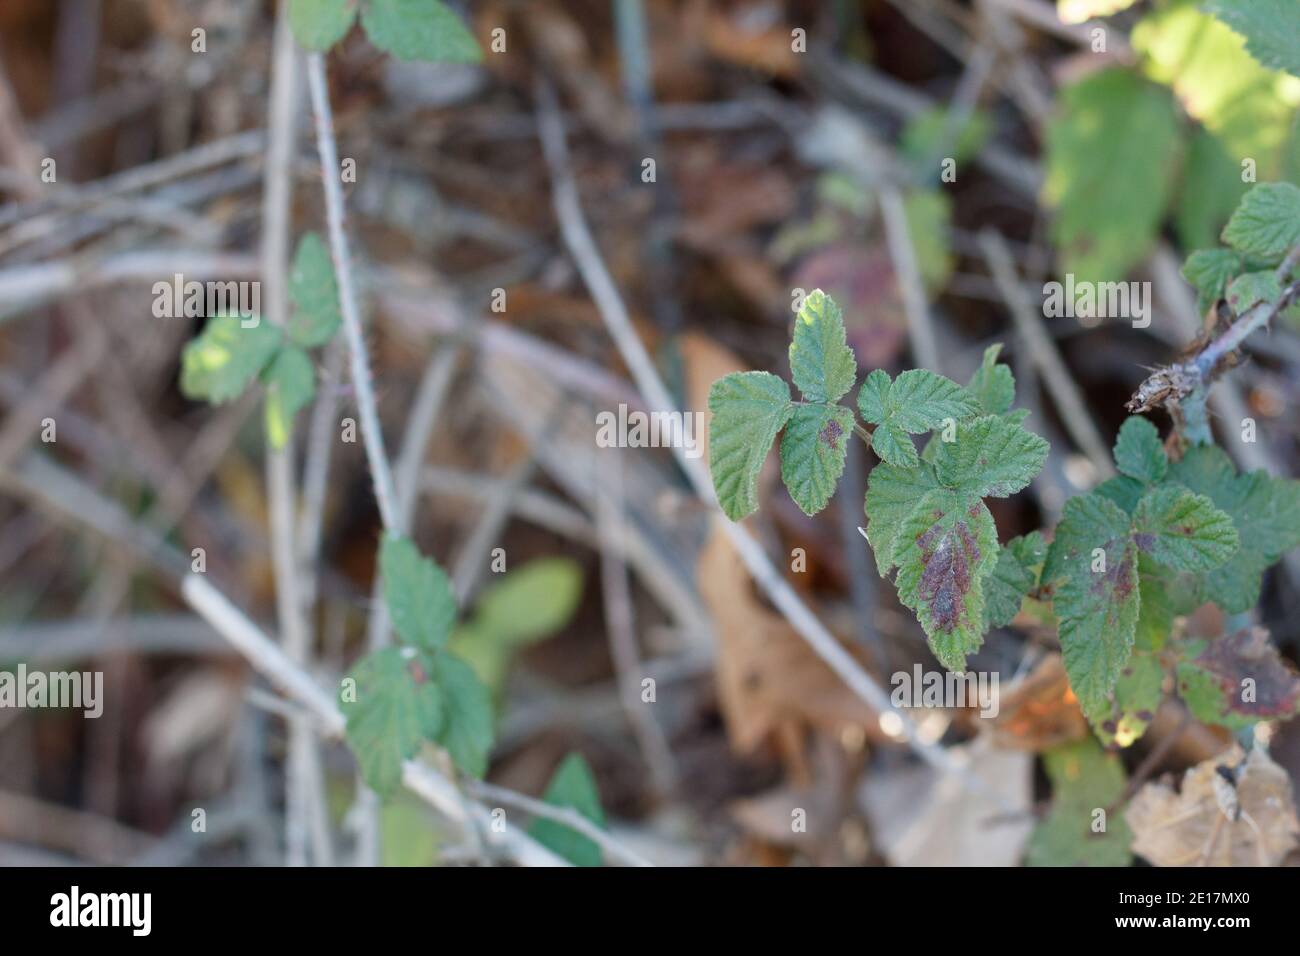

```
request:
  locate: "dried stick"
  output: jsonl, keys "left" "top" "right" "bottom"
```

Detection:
{"left": 880, "top": 186, "right": 941, "bottom": 372}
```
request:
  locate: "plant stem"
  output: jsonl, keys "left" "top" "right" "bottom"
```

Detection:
{"left": 305, "top": 52, "right": 399, "bottom": 532}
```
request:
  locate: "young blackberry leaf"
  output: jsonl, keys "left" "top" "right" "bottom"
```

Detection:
{"left": 933, "top": 415, "right": 1049, "bottom": 499}
{"left": 288, "top": 0, "right": 357, "bottom": 51}
{"left": 707, "top": 372, "right": 793, "bottom": 521}
{"left": 343, "top": 646, "right": 443, "bottom": 797}
{"left": 779, "top": 403, "right": 854, "bottom": 516}
{"left": 431, "top": 652, "right": 494, "bottom": 777}
{"left": 1133, "top": 485, "right": 1238, "bottom": 572}
{"left": 891, "top": 489, "right": 997, "bottom": 670}
{"left": 380, "top": 533, "right": 456, "bottom": 652}
{"left": 1221, "top": 182, "right": 1300, "bottom": 262}
{"left": 1181, "top": 248, "right": 1243, "bottom": 315}
{"left": 287, "top": 232, "right": 342, "bottom": 348}
{"left": 1043, "top": 493, "right": 1140, "bottom": 720}
{"left": 984, "top": 531, "right": 1046, "bottom": 629}
{"left": 180, "top": 315, "right": 282, "bottom": 404}
{"left": 1177, "top": 628, "right": 1300, "bottom": 729}
{"left": 1092, "top": 649, "right": 1163, "bottom": 748}
{"left": 529, "top": 753, "right": 606, "bottom": 867}
{"left": 361, "top": 0, "right": 482, "bottom": 63}
{"left": 1204, "top": 0, "right": 1300, "bottom": 78}
{"left": 789, "top": 289, "right": 857, "bottom": 403}
{"left": 966, "top": 343, "right": 1015, "bottom": 416}
{"left": 1112, "top": 415, "right": 1167, "bottom": 484}
{"left": 857, "top": 368, "right": 977, "bottom": 467}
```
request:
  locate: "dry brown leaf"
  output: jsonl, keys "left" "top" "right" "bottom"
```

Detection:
{"left": 693, "top": 1, "right": 801, "bottom": 78}
{"left": 990, "top": 654, "right": 1089, "bottom": 752}
{"left": 1126, "top": 745, "right": 1300, "bottom": 866}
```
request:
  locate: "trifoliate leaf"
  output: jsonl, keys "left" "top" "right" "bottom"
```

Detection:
{"left": 288, "top": 0, "right": 357, "bottom": 51}
{"left": 1181, "top": 248, "right": 1243, "bottom": 315}
{"left": 1222, "top": 182, "right": 1300, "bottom": 262}
{"left": 180, "top": 314, "right": 282, "bottom": 404}
{"left": 1044, "top": 68, "right": 1181, "bottom": 282}
{"left": 1113, "top": 416, "right": 1167, "bottom": 484}
{"left": 1027, "top": 738, "right": 1131, "bottom": 867}
{"left": 933, "top": 415, "right": 1049, "bottom": 499}
{"left": 528, "top": 752, "right": 606, "bottom": 867}
{"left": 1093, "top": 649, "right": 1163, "bottom": 748}
{"left": 779, "top": 403, "right": 854, "bottom": 516}
{"left": 707, "top": 371, "right": 793, "bottom": 521}
{"left": 1043, "top": 493, "right": 1140, "bottom": 719}
{"left": 287, "top": 232, "right": 342, "bottom": 348}
{"left": 1204, "top": 0, "right": 1300, "bottom": 78}
{"left": 343, "top": 646, "right": 443, "bottom": 796}
{"left": 1133, "top": 486, "right": 1238, "bottom": 572}
{"left": 360, "top": 0, "right": 482, "bottom": 63}
{"left": 984, "top": 532, "right": 1046, "bottom": 629}
{"left": 380, "top": 533, "right": 456, "bottom": 652}
{"left": 966, "top": 344, "right": 1015, "bottom": 416}
{"left": 863, "top": 459, "right": 941, "bottom": 577}
{"left": 789, "top": 289, "right": 857, "bottom": 403}
{"left": 1177, "top": 628, "right": 1300, "bottom": 729}
{"left": 431, "top": 652, "right": 494, "bottom": 777}
{"left": 892, "top": 489, "right": 998, "bottom": 670}
{"left": 262, "top": 345, "right": 315, "bottom": 449}
{"left": 858, "top": 368, "right": 976, "bottom": 467}
{"left": 1225, "top": 270, "right": 1283, "bottom": 314}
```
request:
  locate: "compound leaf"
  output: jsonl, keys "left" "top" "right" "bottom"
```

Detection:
{"left": 528, "top": 752, "right": 606, "bottom": 867}
{"left": 180, "top": 314, "right": 282, "bottom": 404}
{"left": 1133, "top": 485, "right": 1238, "bottom": 573}
{"left": 933, "top": 415, "right": 1049, "bottom": 499}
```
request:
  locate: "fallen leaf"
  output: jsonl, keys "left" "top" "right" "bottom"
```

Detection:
{"left": 1126, "top": 745, "right": 1300, "bottom": 866}
{"left": 990, "top": 654, "right": 1090, "bottom": 752}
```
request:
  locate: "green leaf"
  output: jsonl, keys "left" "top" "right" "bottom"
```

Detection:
{"left": 1204, "top": 0, "right": 1300, "bottom": 77}
{"left": 984, "top": 532, "right": 1046, "bottom": 629}
{"left": 779, "top": 403, "right": 854, "bottom": 516}
{"left": 287, "top": 232, "right": 342, "bottom": 348}
{"left": 1026, "top": 738, "right": 1131, "bottom": 867}
{"left": 1095, "top": 474, "right": 1146, "bottom": 515}
{"left": 1181, "top": 248, "right": 1243, "bottom": 315}
{"left": 380, "top": 533, "right": 456, "bottom": 652}
{"left": 261, "top": 345, "right": 316, "bottom": 450}
{"left": 1167, "top": 444, "right": 1300, "bottom": 613}
{"left": 1044, "top": 68, "right": 1181, "bottom": 282}
{"left": 360, "top": 0, "right": 482, "bottom": 63}
{"left": 707, "top": 372, "right": 793, "bottom": 521}
{"left": 431, "top": 652, "right": 494, "bottom": 777}
{"left": 902, "top": 189, "right": 954, "bottom": 291}
{"left": 789, "top": 289, "right": 857, "bottom": 403}
{"left": 1043, "top": 493, "right": 1140, "bottom": 719}
{"left": 288, "top": 0, "right": 357, "bottom": 51}
{"left": 1177, "top": 628, "right": 1300, "bottom": 728}
{"left": 966, "top": 344, "right": 1015, "bottom": 416}
{"left": 468, "top": 558, "right": 582, "bottom": 645}
{"left": 1135, "top": 4, "right": 1300, "bottom": 180}
{"left": 899, "top": 108, "right": 991, "bottom": 172}
{"left": 528, "top": 753, "right": 606, "bottom": 867}
{"left": 1225, "top": 269, "right": 1283, "bottom": 314}
{"left": 180, "top": 315, "right": 282, "bottom": 404}
{"left": 858, "top": 368, "right": 977, "bottom": 467}
{"left": 863, "top": 459, "right": 941, "bottom": 576}
{"left": 1135, "top": 557, "right": 1179, "bottom": 651}
{"left": 892, "top": 489, "right": 998, "bottom": 670}
{"left": 1133, "top": 485, "right": 1238, "bottom": 572}
{"left": 1175, "top": 128, "right": 1247, "bottom": 251}
{"left": 933, "top": 415, "right": 1049, "bottom": 499}
{"left": 343, "top": 646, "right": 443, "bottom": 796}
{"left": 1112, "top": 415, "right": 1167, "bottom": 483}
{"left": 1093, "top": 649, "right": 1163, "bottom": 748}
{"left": 1222, "top": 182, "right": 1300, "bottom": 261}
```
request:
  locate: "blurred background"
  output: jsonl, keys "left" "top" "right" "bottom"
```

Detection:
{"left": 0, "top": 0, "right": 1298, "bottom": 867}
